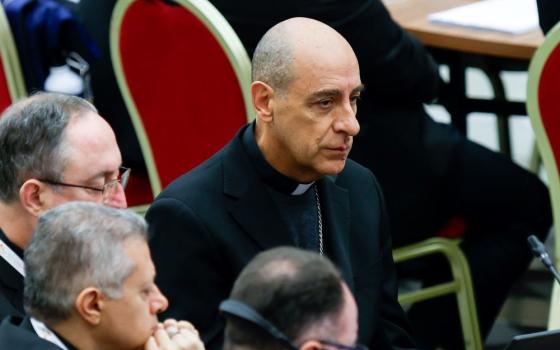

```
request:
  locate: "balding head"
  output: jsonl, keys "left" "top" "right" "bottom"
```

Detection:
{"left": 223, "top": 247, "right": 359, "bottom": 350}
{"left": 252, "top": 17, "right": 358, "bottom": 94}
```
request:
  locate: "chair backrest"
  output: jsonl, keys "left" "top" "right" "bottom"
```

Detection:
{"left": 111, "top": 0, "right": 253, "bottom": 204}
{"left": 526, "top": 22, "right": 560, "bottom": 329}
{"left": 0, "top": 5, "right": 26, "bottom": 113}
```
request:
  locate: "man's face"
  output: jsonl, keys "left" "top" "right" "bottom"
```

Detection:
{"left": 266, "top": 45, "right": 362, "bottom": 182}
{"left": 99, "top": 239, "right": 168, "bottom": 350}
{"left": 45, "top": 111, "right": 127, "bottom": 209}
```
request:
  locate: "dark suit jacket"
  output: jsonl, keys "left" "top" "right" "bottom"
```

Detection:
{"left": 0, "top": 229, "right": 25, "bottom": 320}
{"left": 537, "top": 0, "right": 560, "bottom": 33}
{"left": 0, "top": 316, "right": 60, "bottom": 350}
{"left": 146, "top": 126, "right": 416, "bottom": 350}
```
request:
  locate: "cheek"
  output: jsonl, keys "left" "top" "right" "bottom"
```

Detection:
{"left": 123, "top": 304, "right": 156, "bottom": 346}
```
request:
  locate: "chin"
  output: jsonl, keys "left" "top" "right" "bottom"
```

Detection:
{"left": 321, "top": 161, "right": 347, "bottom": 176}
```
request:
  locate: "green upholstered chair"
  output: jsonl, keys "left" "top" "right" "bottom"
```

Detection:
{"left": 393, "top": 237, "right": 483, "bottom": 350}
{"left": 526, "top": 21, "right": 560, "bottom": 330}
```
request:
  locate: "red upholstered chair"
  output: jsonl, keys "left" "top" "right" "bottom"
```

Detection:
{"left": 527, "top": 22, "right": 560, "bottom": 329}
{"left": 0, "top": 5, "right": 26, "bottom": 114}
{"left": 110, "top": 0, "right": 253, "bottom": 210}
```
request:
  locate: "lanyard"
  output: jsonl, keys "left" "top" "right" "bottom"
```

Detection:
{"left": 30, "top": 318, "right": 68, "bottom": 350}
{"left": 0, "top": 237, "right": 24, "bottom": 276}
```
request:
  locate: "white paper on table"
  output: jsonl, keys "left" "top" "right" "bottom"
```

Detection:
{"left": 428, "top": 0, "right": 539, "bottom": 35}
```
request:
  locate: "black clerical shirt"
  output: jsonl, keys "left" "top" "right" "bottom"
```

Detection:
{"left": 242, "top": 123, "right": 322, "bottom": 252}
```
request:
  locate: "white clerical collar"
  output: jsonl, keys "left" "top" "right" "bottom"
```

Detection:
{"left": 291, "top": 182, "right": 315, "bottom": 196}
{"left": 30, "top": 318, "right": 68, "bottom": 350}
{"left": 0, "top": 236, "right": 25, "bottom": 276}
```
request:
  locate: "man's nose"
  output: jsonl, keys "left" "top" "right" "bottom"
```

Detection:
{"left": 103, "top": 183, "right": 128, "bottom": 209}
{"left": 151, "top": 285, "right": 169, "bottom": 314}
{"left": 334, "top": 106, "right": 360, "bottom": 136}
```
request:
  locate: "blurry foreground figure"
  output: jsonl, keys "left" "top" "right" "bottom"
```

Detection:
{"left": 221, "top": 247, "right": 365, "bottom": 350}
{"left": 0, "top": 202, "right": 204, "bottom": 350}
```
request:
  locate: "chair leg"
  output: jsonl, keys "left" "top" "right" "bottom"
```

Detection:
{"left": 447, "top": 242, "right": 483, "bottom": 350}
{"left": 548, "top": 283, "right": 560, "bottom": 329}
{"left": 393, "top": 238, "right": 483, "bottom": 350}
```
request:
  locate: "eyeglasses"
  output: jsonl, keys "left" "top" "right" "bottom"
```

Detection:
{"left": 38, "top": 167, "right": 130, "bottom": 204}
{"left": 318, "top": 339, "right": 368, "bottom": 350}
{"left": 219, "top": 299, "right": 368, "bottom": 350}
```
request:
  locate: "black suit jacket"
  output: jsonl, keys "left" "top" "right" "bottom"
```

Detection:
{"left": 537, "top": 0, "right": 560, "bottom": 33}
{"left": 147, "top": 126, "right": 416, "bottom": 350}
{"left": 0, "top": 229, "right": 25, "bottom": 320}
{"left": 0, "top": 316, "right": 60, "bottom": 350}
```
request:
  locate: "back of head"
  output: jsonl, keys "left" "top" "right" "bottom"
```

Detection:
{"left": 224, "top": 247, "right": 344, "bottom": 350}
{"left": 23, "top": 201, "right": 147, "bottom": 324}
{"left": 0, "top": 92, "right": 97, "bottom": 203}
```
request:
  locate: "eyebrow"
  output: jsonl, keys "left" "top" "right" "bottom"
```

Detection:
{"left": 308, "top": 84, "right": 366, "bottom": 101}
{"left": 353, "top": 84, "right": 366, "bottom": 95}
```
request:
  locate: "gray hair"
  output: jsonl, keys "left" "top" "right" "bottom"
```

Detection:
{"left": 251, "top": 24, "right": 294, "bottom": 92}
{"left": 24, "top": 201, "right": 148, "bottom": 323}
{"left": 0, "top": 92, "right": 97, "bottom": 203}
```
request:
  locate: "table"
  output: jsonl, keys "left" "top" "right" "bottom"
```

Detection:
{"left": 383, "top": 0, "right": 544, "bottom": 155}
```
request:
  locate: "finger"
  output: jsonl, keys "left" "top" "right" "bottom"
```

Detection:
{"left": 163, "top": 319, "right": 178, "bottom": 328}
{"left": 177, "top": 321, "right": 198, "bottom": 334}
{"left": 144, "top": 336, "right": 159, "bottom": 350}
{"left": 154, "top": 327, "right": 176, "bottom": 350}
{"left": 170, "top": 331, "right": 205, "bottom": 350}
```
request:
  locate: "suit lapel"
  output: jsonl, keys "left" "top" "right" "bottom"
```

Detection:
{"left": 318, "top": 176, "right": 354, "bottom": 291}
{"left": 0, "top": 256, "right": 23, "bottom": 291}
{"left": 222, "top": 136, "right": 294, "bottom": 250}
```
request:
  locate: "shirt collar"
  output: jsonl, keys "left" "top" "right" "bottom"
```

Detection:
{"left": 0, "top": 227, "right": 23, "bottom": 259}
{"left": 242, "top": 123, "right": 314, "bottom": 196}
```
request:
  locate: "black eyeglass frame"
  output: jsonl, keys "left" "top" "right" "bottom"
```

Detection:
{"left": 37, "top": 166, "right": 131, "bottom": 196}
{"left": 219, "top": 299, "right": 368, "bottom": 350}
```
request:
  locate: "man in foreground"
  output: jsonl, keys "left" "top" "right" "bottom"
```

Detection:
{"left": 147, "top": 17, "right": 416, "bottom": 349}
{"left": 0, "top": 202, "right": 204, "bottom": 350}
{"left": 221, "top": 247, "right": 363, "bottom": 350}
{"left": 0, "top": 93, "right": 128, "bottom": 319}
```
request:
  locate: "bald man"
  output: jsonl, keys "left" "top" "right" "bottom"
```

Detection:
{"left": 0, "top": 92, "right": 128, "bottom": 320}
{"left": 147, "top": 18, "right": 416, "bottom": 350}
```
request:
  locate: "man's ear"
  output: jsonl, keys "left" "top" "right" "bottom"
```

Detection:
{"left": 299, "top": 340, "right": 322, "bottom": 350}
{"left": 75, "top": 287, "right": 104, "bottom": 326}
{"left": 251, "top": 81, "right": 275, "bottom": 123}
{"left": 19, "top": 179, "right": 48, "bottom": 217}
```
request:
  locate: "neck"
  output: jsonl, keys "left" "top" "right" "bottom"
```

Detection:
{"left": 50, "top": 319, "right": 94, "bottom": 350}
{"left": 255, "top": 123, "right": 320, "bottom": 184}
{"left": 0, "top": 202, "right": 35, "bottom": 249}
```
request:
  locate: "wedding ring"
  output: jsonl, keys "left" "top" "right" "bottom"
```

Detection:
{"left": 166, "top": 326, "right": 180, "bottom": 338}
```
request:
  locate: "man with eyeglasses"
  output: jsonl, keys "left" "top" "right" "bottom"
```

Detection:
{"left": 0, "top": 92, "right": 129, "bottom": 320}
{"left": 220, "top": 247, "right": 367, "bottom": 350}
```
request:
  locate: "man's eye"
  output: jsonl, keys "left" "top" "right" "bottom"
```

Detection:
{"left": 351, "top": 95, "right": 361, "bottom": 103}
{"left": 318, "top": 99, "right": 333, "bottom": 108}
